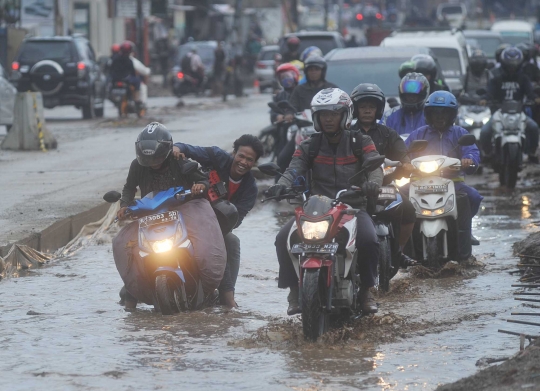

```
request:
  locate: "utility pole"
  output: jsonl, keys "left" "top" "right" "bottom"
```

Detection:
{"left": 324, "top": 0, "right": 329, "bottom": 31}
{"left": 233, "top": 0, "right": 243, "bottom": 56}
{"left": 136, "top": 0, "right": 144, "bottom": 60}
{"left": 337, "top": 0, "right": 344, "bottom": 34}
{"left": 291, "top": 0, "right": 298, "bottom": 31}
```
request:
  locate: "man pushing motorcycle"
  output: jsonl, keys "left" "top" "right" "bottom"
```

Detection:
{"left": 267, "top": 88, "right": 383, "bottom": 315}
{"left": 404, "top": 91, "right": 483, "bottom": 256}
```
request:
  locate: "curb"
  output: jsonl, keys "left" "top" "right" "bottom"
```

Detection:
{"left": 0, "top": 202, "right": 110, "bottom": 258}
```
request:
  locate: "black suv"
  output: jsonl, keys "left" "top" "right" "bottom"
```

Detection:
{"left": 11, "top": 35, "right": 107, "bottom": 119}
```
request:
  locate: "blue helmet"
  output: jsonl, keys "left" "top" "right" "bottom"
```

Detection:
{"left": 424, "top": 91, "right": 458, "bottom": 129}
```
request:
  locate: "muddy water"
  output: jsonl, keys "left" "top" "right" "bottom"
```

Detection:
{"left": 0, "top": 183, "right": 538, "bottom": 390}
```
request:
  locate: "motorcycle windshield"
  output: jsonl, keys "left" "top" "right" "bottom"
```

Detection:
{"left": 303, "top": 195, "right": 333, "bottom": 218}
{"left": 501, "top": 101, "right": 522, "bottom": 114}
{"left": 129, "top": 187, "right": 186, "bottom": 215}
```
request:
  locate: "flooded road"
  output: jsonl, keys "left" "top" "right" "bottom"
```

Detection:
{"left": 0, "top": 177, "right": 538, "bottom": 390}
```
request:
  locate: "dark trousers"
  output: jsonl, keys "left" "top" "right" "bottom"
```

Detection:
{"left": 218, "top": 233, "right": 241, "bottom": 293}
{"left": 275, "top": 210, "right": 379, "bottom": 289}
{"left": 481, "top": 117, "right": 539, "bottom": 155}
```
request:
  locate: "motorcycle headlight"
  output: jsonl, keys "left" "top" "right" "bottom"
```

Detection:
{"left": 395, "top": 177, "right": 410, "bottom": 187}
{"left": 482, "top": 117, "right": 490, "bottom": 124}
{"left": 414, "top": 159, "right": 443, "bottom": 174}
{"left": 301, "top": 219, "right": 330, "bottom": 241}
{"left": 463, "top": 117, "right": 474, "bottom": 126}
{"left": 151, "top": 238, "right": 174, "bottom": 253}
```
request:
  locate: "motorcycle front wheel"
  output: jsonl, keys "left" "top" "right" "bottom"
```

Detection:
{"left": 425, "top": 235, "right": 442, "bottom": 269}
{"left": 155, "top": 274, "right": 182, "bottom": 315}
{"left": 301, "top": 268, "right": 329, "bottom": 341}
{"left": 378, "top": 236, "right": 392, "bottom": 292}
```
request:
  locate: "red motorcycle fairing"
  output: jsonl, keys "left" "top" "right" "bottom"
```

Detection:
{"left": 300, "top": 258, "right": 333, "bottom": 287}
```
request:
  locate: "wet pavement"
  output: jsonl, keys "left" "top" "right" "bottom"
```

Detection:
{"left": 1, "top": 169, "right": 539, "bottom": 390}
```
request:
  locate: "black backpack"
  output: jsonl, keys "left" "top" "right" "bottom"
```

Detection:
{"left": 181, "top": 54, "right": 192, "bottom": 74}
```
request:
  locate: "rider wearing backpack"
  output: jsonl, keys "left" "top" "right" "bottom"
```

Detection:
{"left": 267, "top": 88, "right": 383, "bottom": 315}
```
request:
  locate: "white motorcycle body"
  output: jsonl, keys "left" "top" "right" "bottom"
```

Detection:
{"left": 288, "top": 109, "right": 315, "bottom": 147}
{"left": 492, "top": 107, "right": 526, "bottom": 149}
{"left": 409, "top": 155, "right": 460, "bottom": 260}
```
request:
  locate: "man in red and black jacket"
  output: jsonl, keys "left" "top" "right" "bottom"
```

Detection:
{"left": 173, "top": 134, "right": 264, "bottom": 308}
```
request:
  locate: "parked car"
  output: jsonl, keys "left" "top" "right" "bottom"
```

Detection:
{"left": 255, "top": 45, "right": 279, "bottom": 92}
{"left": 279, "top": 31, "right": 346, "bottom": 56}
{"left": 436, "top": 2, "right": 467, "bottom": 29}
{"left": 491, "top": 20, "right": 534, "bottom": 46}
{"left": 325, "top": 46, "right": 446, "bottom": 104}
{"left": 380, "top": 30, "right": 469, "bottom": 94}
{"left": 10, "top": 35, "right": 107, "bottom": 119}
{"left": 463, "top": 30, "right": 503, "bottom": 63}
{"left": 170, "top": 41, "right": 222, "bottom": 96}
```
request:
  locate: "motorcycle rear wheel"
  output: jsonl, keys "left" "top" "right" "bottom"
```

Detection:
{"left": 155, "top": 275, "right": 181, "bottom": 315}
{"left": 302, "top": 269, "right": 329, "bottom": 342}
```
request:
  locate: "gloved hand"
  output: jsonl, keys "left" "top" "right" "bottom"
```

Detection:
{"left": 362, "top": 181, "right": 380, "bottom": 199}
{"left": 266, "top": 184, "right": 288, "bottom": 199}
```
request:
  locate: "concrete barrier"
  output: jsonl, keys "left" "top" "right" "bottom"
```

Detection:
{"left": 1, "top": 92, "right": 57, "bottom": 151}
{"left": 0, "top": 202, "right": 111, "bottom": 258}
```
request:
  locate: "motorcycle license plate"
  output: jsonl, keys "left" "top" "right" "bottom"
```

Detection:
{"left": 139, "top": 211, "right": 178, "bottom": 227}
{"left": 415, "top": 184, "right": 448, "bottom": 194}
{"left": 378, "top": 187, "right": 397, "bottom": 200}
{"left": 291, "top": 243, "right": 339, "bottom": 254}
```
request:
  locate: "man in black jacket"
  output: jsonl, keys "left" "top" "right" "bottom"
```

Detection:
{"left": 172, "top": 134, "right": 264, "bottom": 308}
{"left": 351, "top": 83, "right": 418, "bottom": 266}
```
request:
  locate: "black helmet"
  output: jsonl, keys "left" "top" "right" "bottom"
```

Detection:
{"left": 469, "top": 49, "right": 488, "bottom": 75}
{"left": 135, "top": 122, "right": 173, "bottom": 167}
{"left": 495, "top": 43, "right": 511, "bottom": 63}
{"left": 212, "top": 199, "right": 239, "bottom": 235}
{"left": 350, "top": 83, "right": 386, "bottom": 119}
{"left": 304, "top": 55, "right": 327, "bottom": 80}
{"left": 399, "top": 72, "right": 430, "bottom": 111}
{"left": 516, "top": 42, "right": 532, "bottom": 62}
{"left": 500, "top": 47, "right": 524, "bottom": 75}
{"left": 398, "top": 61, "right": 415, "bottom": 78}
{"left": 413, "top": 55, "right": 437, "bottom": 80}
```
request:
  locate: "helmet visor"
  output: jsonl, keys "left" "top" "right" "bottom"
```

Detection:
{"left": 278, "top": 71, "right": 297, "bottom": 88}
{"left": 400, "top": 80, "right": 424, "bottom": 94}
{"left": 136, "top": 140, "right": 172, "bottom": 167}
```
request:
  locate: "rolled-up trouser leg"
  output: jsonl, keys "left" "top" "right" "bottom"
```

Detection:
{"left": 525, "top": 116, "right": 539, "bottom": 155}
{"left": 218, "top": 232, "right": 241, "bottom": 293}
{"left": 356, "top": 210, "right": 379, "bottom": 288}
{"left": 480, "top": 120, "right": 493, "bottom": 156}
{"left": 276, "top": 217, "right": 297, "bottom": 289}
{"left": 179, "top": 199, "right": 227, "bottom": 295}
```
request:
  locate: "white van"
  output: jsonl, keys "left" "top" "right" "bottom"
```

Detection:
{"left": 380, "top": 30, "right": 469, "bottom": 94}
{"left": 491, "top": 20, "right": 534, "bottom": 46}
{"left": 436, "top": 3, "right": 467, "bottom": 29}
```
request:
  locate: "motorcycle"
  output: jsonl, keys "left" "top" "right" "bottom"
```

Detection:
{"left": 458, "top": 100, "right": 490, "bottom": 174}
{"left": 171, "top": 69, "right": 206, "bottom": 98}
{"left": 407, "top": 134, "right": 477, "bottom": 268}
{"left": 103, "top": 163, "right": 220, "bottom": 315}
{"left": 376, "top": 140, "right": 428, "bottom": 292}
{"left": 109, "top": 80, "right": 146, "bottom": 118}
{"left": 490, "top": 100, "right": 529, "bottom": 189}
{"left": 259, "top": 156, "right": 385, "bottom": 341}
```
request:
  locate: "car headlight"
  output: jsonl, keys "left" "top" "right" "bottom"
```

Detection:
{"left": 414, "top": 159, "right": 443, "bottom": 173}
{"left": 482, "top": 117, "right": 490, "bottom": 124}
{"left": 151, "top": 238, "right": 174, "bottom": 253}
{"left": 418, "top": 194, "right": 455, "bottom": 216}
{"left": 395, "top": 177, "right": 410, "bottom": 187}
{"left": 301, "top": 219, "right": 330, "bottom": 241}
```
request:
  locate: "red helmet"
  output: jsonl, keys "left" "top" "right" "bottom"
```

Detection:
{"left": 111, "top": 44, "right": 120, "bottom": 54}
{"left": 120, "top": 41, "right": 132, "bottom": 55}
{"left": 286, "top": 35, "right": 300, "bottom": 50}
{"left": 276, "top": 63, "right": 300, "bottom": 82}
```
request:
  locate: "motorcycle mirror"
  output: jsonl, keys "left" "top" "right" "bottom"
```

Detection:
{"left": 296, "top": 119, "right": 314, "bottom": 128}
{"left": 181, "top": 161, "right": 199, "bottom": 174}
{"left": 103, "top": 191, "right": 121, "bottom": 203}
{"left": 257, "top": 162, "right": 283, "bottom": 177}
{"left": 348, "top": 155, "right": 386, "bottom": 184}
{"left": 476, "top": 88, "right": 487, "bottom": 96}
{"left": 387, "top": 97, "right": 399, "bottom": 109}
{"left": 267, "top": 102, "right": 281, "bottom": 112}
{"left": 486, "top": 62, "right": 495, "bottom": 70}
{"left": 407, "top": 140, "right": 428, "bottom": 154}
{"left": 276, "top": 100, "right": 295, "bottom": 111}
{"left": 457, "top": 134, "right": 476, "bottom": 146}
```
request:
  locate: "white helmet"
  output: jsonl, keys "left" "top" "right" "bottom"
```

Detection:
{"left": 311, "top": 88, "right": 353, "bottom": 133}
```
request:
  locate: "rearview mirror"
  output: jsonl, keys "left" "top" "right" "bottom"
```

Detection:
{"left": 276, "top": 100, "right": 295, "bottom": 112}
{"left": 181, "top": 161, "right": 199, "bottom": 174}
{"left": 103, "top": 191, "right": 121, "bottom": 203}
{"left": 362, "top": 155, "right": 386, "bottom": 171}
{"left": 257, "top": 162, "right": 282, "bottom": 177}
{"left": 268, "top": 102, "right": 281, "bottom": 112}
{"left": 407, "top": 140, "right": 428, "bottom": 154}
{"left": 458, "top": 134, "right": 476, "bottom": 146}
